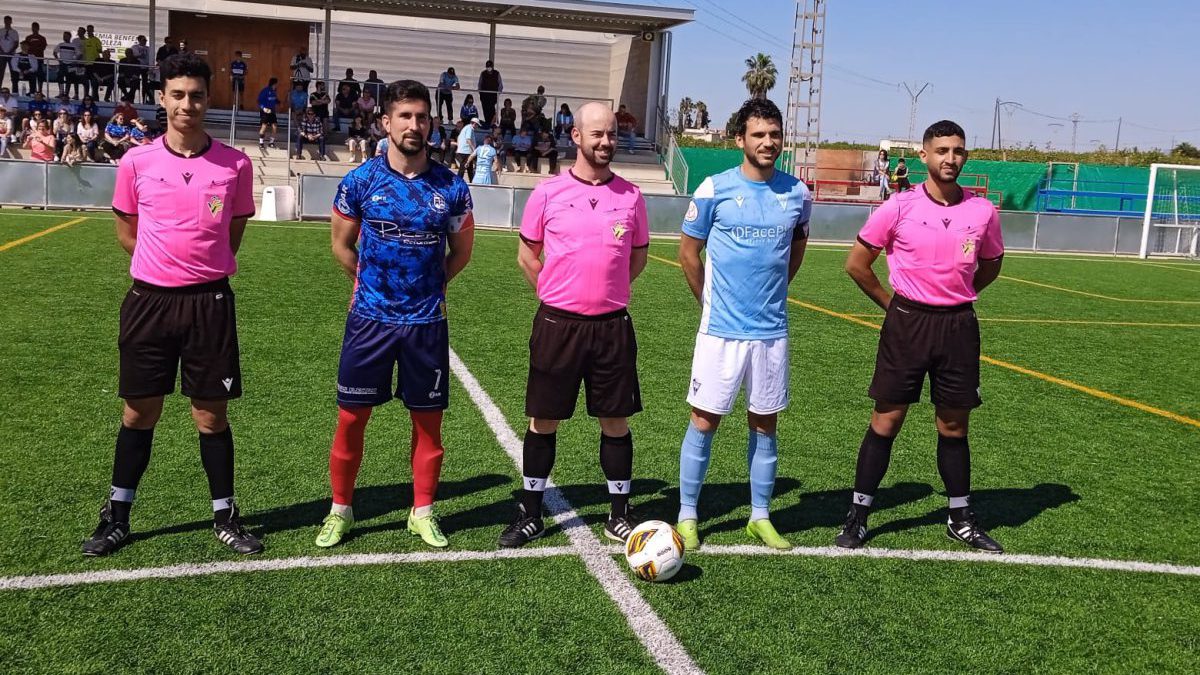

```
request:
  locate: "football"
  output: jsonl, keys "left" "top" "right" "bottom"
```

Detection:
{"left": 624, "top": 520, "right": 685, "bottom": 582}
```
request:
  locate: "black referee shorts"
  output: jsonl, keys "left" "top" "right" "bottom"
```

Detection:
{"left": 525, "top": 304, "right": 642, "bottom": 420}
{"left": 118, "top": 278, "right": 242, "bottom": 401}
{"left": 868, "top": 294, "right": 983, "bottom": 409}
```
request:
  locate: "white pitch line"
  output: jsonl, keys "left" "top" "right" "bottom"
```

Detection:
{"left": 448, "top": 349, "right": 703, "bottom": 675}
{"left": 0, "top": 546, "right": 576, "bottom": 592}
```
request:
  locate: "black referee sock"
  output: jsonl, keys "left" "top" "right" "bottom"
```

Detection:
{"left": 851, "top": 426, "right": 896, "bottom": 514}
{"left": 936, "top": 434, "right": 972, "bottom": 521}
{"left": 199, "top": 427, "right": 236, "bottom": 523}
{"left": 521, "top": 430, "right": 557, "bottom": 517}
{"left": 599, "top": 432, "right": 634, "bottom": 517}
{"left": 109, "top": 425, "right": 155, "bottom": 523}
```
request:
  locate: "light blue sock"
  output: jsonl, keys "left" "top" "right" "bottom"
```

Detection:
{"left": 748, "top": 431, "right": 778, "bottom": 522}
{"left": 678, "top": 422, "right": 714, "bottom": 522}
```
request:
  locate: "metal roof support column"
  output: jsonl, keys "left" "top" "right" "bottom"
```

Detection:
{"left": 148, "top": 0, "right": 156, "bottom": 59}
{"left": 488, "top": 22, "right": 496, "bottom": 63}
{"left": 322, "top": 3, "right": 332, "bottom": 80}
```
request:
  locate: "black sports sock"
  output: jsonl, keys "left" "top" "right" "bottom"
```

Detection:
{"left": 599, "top": 432, "right": 634, "bottom": 517}
{"left": 936, "top": 434, "right": 972, "bottom": 521}
{"left": 199, "top": 427, "right": 236, "bottom": 523}
{"left": 520, "top": 430, "right": 556, "bottom": 517}
{"left": 852, "top": 426, "right": 895, "bottom": 513}
{"left": 110, "top": 425, "right": 154, "bottom": 523}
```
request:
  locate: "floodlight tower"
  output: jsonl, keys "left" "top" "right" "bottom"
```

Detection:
{"left": 783, "top": 0, "right": 826, "bottom": 182}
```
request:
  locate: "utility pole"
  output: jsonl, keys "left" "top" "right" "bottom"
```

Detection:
{"left": 903, "top": 81, "right": 930, "bottom": 143}
{"left": 1070, "top": 112, "right": 1081, "bottom": 153}
{"left": 1115, "top": 117, "right": 1122, "bottom": 151}
{"left": 992, "top": 99, "right": 1021, "bottom": 151}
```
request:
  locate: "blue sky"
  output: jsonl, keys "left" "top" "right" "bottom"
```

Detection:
{"left": 626, "top": 0, "right": 1199, "bottom": 150}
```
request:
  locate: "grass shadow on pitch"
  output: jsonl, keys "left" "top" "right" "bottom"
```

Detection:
{"left": 864, "top": 483, "right": 1081, "bottom": 540}
{"left": 768, "top": 481, "right": 936, "bottom": 537}
{"left": 132, "top": 474, "right": 511, "bottom": 542}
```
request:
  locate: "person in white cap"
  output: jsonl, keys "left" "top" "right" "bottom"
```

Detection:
{"left": 455, "top": 116, "right": 479, "bottom": 178}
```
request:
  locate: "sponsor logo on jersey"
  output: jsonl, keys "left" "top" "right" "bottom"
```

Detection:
{"left": 684, "top": 201, "right": 698, "bottom": 222}
{"left": 626, "top": 529, "right": 656, "bottom": 556}
{"left": 207, "top": 195, "right": 224, "bottom": 218}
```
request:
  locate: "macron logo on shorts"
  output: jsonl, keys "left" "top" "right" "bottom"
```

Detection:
{"left": 222, "top": 377, "right": 234, "bottom": 391}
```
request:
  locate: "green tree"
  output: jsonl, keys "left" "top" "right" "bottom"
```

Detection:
{"left": 676, "top": 96, "right": 694, "bottom": 131}
{"left": 725, "top": 110, "right": 740, "bottom": 137}
{"left": 1171, "top": 142, "right": 1200, "bottom": 159}
{"left": 742, "top": 53, "right": 777, "bottom": 99}
{"left": 695, "top": 101, "right": 710, "bottom": 129}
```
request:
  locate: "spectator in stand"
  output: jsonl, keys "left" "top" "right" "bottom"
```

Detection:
{"left": 333, "top": 82, "right": 357, "bottom": 131}
{"left": 436, "top": 66, "right": 459, "bottom": 121}
{"left": 288, "top": 81, "right": 308, "bottom": 124}
{"left": 290, "top": 47, "right": 313, "bottom": 92}
{"left": 100, "top": 111, "right": 131, "bottom": 162}
{"left": 53, "top": 31, "right": 78, "bottom": 98}
{"left": 257, "top": 77, "right": 279, "bottom": 148}
{"left": 118, "top": 50, "right": 142, "bottom": 102}
{"left": 76, "top": 108, "right": 99, "bottom": 160}
{"left": 81, "top": 25, "right": 102, "bottom": 98}
{"left": 510, "top": 127, "right": 532, "bottom": 172}
{"left": 894, "top": 158, "right": 911, "bottom": 192}
{"left": 345, "top": 114, "right": 370, "bottom": 162}
{"left": 129, "top": 35, "right": 150, "bottom": 102}
{"left": 554, "top": 103, "right": 574, "bottom": 146}
{"left": 24, "top": 118, "right": 55, "bottom": 160}
{"left": 77, "top": 94, "right": 98, "bottom": 120}
{"left": 25, "top": 92, "right": 52, "bottom": 136}
{"left": 52, "top": 109, "right": 73, "bottom": 158}
{"left": 155, "top": 35, "right": 177, "bottom": 66}
{"left": 55, "top": 92, "right": 79, "bottom": 116}
{"left": 615, "top": 103, "right": 637, "bottom": 154}
{"left": 363, "top": 70, "right": 385, "bottom": 103}
{"left": 93, "top": 49, "right": 116, "bottom": 101}
{"left": 455, "top": 116, "right": 478, "bottom": 177}
{"left": 145, "top": 65, "right": 161, "bottom": 102}
{"left": 459, "top": 94, "right": 477, "bottom": 125}
{"left": 309, "top": 80, "right": 330, "bottom": 130}
{"left": 229, "top": 51, "right": 247, "bottom": 106}
{"left": 446, "top": 118, "right": 463, "bottom": 158}
{"left": 176, "top": 39, "right": 190, "bottom": 55}
{"left": 468, "top": 134, "right": 499, "bottom": 185}
{"left": 873, "top": 149, "right": 890, "bottom": 199}
{"left": 153, "top": 101, "right": 166, "bottom": 131}
{"left": 114, "top": 95, "right": 137, "bottom": 123}
{"left": 0, "top": 105, "right": 12, "bottom": 157}
{"left": 11, "top": 43, "right": 39, "bottom": 96}
{"left": 20, "top": 109, "right": 45, "bottom": 140}
{"left": 338, "top": 68, "right": 360, "bottom": 100}
{"left": 523, "top": 85, "right": 546, "bottom": 119}
{"left": 356, "top": 87, "right": 376, "bottom": 118}
{"left": 368, "top": 111, "right": 385, "bottom": 151}
{"left": 129, "top": 117, "right": 152, "bottom": 145}
{"left": 0, "top": 86, "right": 17, "bottom": 132}
{"left": 427, "top": 116, "right": 445, "bottom": 162}
{"left": 477, "top": 59, "right": 502, "bottom": 125}
{"left": 530, "top": 130, "right": 558, "bottom": 174}
{"left": 60, "top": 132, "right": 86, "bottom": 165}
{"left": 293, "top": 105, "right": 327, "bottom": 161}
{"left": 499, "top": 98, "right": 517, "bottom": 142}
{"left": 24, "top": 22, "right": 48, "bottom": 94}
{"left": 0, "top": 17, "right": 17, "bottom": 93}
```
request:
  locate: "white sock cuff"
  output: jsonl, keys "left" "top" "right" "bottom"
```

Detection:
{"left": 110, "top": 486, "right": 136, "bottom": 503}
{"left": 948, "top": 495, "right": 971, "bottom": 510}
{"left": 212, "top": 496, "right": 235, "bottom": 512}
{"left": 523, "top": 476, "right": 547, "bottom": 492}
{"left": 412, "top": 504, "right": 433, "bottom": 518}
{"left": 331, "top": 503, "right": 353, "bottom": 517}
{"left": 852, "top": 491, "right": 874, "bottom": 507}
{"left": 607, "top": 479, "right": 632, "bottom": 495}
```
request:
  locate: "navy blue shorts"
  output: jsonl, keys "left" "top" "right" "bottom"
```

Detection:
{"left": 336, "top": 314, "right": 450, "bottom": 410}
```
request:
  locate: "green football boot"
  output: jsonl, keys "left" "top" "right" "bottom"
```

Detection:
{"left": 676, "top": 519, "right": 701, "bottom": 551}
{"left": 315, "top": 510, "right": 353, "bottom": 548}
{"left": 407, "top": 509, "right": 448, "bottom": 548}
{"left": 746, "top": 518, "right": 792, "bottom": 550}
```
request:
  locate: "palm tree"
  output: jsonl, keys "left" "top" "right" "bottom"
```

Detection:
{"left": 694, "top": 101, "right": 710, "bottom": 129}
{"left": 677, "top": 96, "right": 694, "bottom": 131}
{"left": 742, "top": 53, "right": 777, "bottom": 99}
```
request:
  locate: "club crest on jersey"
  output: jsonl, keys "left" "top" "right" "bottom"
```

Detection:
{"left": 612, "top": 221, "right": 627, "bottom": 242}
{"left": 207, "top": 195, "right": 224, "bottom": 218}
{"left": 684, "top": 201, "right": 698, "bottom": 222}
{"left": 962, "top": 237, "right": 976, "bottom": 258}
{"left": 431, "top": 193, "right": 448, "bottom": 213}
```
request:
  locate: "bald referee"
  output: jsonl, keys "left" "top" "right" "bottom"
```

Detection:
{"left": 498, "top": 102, "right": 649, "bottom": 548}
{"left": 835, "top": 120, "right": 1005, "bottom": 553}
{"left": 82, "top": 53, "right": 261, "bottom": 556}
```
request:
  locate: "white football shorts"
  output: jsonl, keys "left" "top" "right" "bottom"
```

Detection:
{"left": 686, "top": 332, "right": 789, "bottom": 416}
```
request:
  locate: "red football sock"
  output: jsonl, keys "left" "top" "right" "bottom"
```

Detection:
{"left": 410, "top": 410, "right": 445, "bottom": 509}
{"left": 330, "top": 405, "right": 371, "bottom": 506}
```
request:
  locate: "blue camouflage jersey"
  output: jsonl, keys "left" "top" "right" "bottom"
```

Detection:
{"left": 334, "top": 156, "right": 473, "bottom": 325}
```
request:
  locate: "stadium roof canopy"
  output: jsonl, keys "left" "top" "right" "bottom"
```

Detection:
{"left": 227, "top": 0, "right": 694, "bottom": 34}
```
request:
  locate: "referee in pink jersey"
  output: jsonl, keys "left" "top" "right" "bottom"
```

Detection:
{"left": 835, "top": 120, "right": 1006, "bottom": 553}
{"left": 82, "top": 53, "right": 261, "bottom": 557}
{"left": 499, "top": 102, "right": 649, "bottom": 548}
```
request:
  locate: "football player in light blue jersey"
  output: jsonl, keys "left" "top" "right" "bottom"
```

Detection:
{"left": 675, "top": 98, "right": 812, "bottom": 551}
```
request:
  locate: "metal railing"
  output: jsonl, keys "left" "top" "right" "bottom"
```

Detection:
{"left": 664, "top": 133, "right": 688, "bottom": 197}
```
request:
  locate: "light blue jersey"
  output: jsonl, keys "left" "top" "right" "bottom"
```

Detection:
{"left": 472, "top": 144, "right": 497, "bottom": 185}
{"left": 681, "top": 166, "right": 812, "bottom": 340}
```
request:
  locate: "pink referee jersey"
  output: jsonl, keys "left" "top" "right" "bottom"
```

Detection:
{"left": 858, "top": 184, "right": 1003, "bottom": 306}
{"left": 112, "top": 137, "right": 256, "bottom": 287}
{"left": 520, "top": 171, "right": 649, "bottom": 315}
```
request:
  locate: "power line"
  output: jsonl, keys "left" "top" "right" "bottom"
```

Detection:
{"left": 827, "top": 64, "right": 896, "bottom": 88}
{"left": 689, "top": 0, "right": 790, "bottom": 50}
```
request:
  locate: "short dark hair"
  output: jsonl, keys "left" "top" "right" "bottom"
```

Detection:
{"left": 159, "top": 52, "right": 211, "bottom": 91}
{"left": 268, "top": 77, "right": 279, "bottom": 86}
{"left": 733, "top": 97, "right": 783, "bottom": 137}
{"left": 381, "top": 79, "right": 431, "bottom": 115}
{"left": 923, "top": 120, "right": 965, "bottom": 144}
